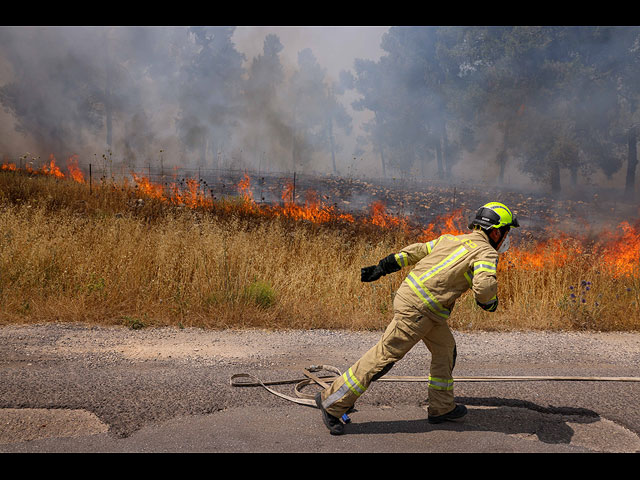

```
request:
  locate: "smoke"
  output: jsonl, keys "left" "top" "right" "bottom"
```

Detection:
{"left": 0, "top": 25, "right": 637, "bottom": 211}
{"left": 0, "top": 26, "right": 389, "bottom": 177}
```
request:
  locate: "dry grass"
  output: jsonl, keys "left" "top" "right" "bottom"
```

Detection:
{"left": 0, "top": 170, "right": 638, "bottom": 332}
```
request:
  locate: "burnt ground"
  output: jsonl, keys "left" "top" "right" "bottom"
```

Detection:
{"left": 191, "top": 169, "right": 639, "bottom": 241}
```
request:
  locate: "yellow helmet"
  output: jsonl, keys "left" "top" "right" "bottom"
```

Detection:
{"left": 468, "top": 202, "right": 519, "bottom": 230}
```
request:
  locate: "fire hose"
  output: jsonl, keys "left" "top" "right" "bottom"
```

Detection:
{"left": 230, "top": 365, "right": 640, "bottom": 411}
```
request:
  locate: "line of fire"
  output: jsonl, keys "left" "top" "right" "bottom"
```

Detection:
{"left": 2, "top": 154, "right": 639, "bottom": 279}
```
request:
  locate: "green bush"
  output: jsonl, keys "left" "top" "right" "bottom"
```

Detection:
{"left": 244, "top": 280, "right": 276, "bottom": 309}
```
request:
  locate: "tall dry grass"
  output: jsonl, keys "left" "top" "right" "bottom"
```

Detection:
{"left": 0, "top": 170, "right": 638, "bottom": 331}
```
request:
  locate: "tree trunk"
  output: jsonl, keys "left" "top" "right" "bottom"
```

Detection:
{"left": 199, "top": 137, "right": 207, "bottom": 167}
{"left": 328, "top": 117, "right": 337, "bottom": 175}
{"left": 435, "top": 141, "right": 444, "bottom": 179}
{"left": 104, "top": 33, "right": 112, "bottom": 151}
{"left": 625, "top": 125, "right": 637, "bottom": 198}
{"left": 291, "top": 132, "right": 299, "bottom": 173}
{"left": 570, "top": 166, "right": 578, "bottom": 186}
{"left": 497, "top": 149, "right": 506, "bottom": 184}
{"left": 437, "top": 118, "right": 448, "bottom": 179}
{"left": 497, "top": 123, "right": 511, "bottom": 184}
{"left": 550, "top": 161, "right": 561, "bottom": 194}
{"left": 291, "top": 107, "right": 297, "bottom": 173}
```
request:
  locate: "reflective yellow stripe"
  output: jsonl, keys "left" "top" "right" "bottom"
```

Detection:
{"left": 464, "top": 270, "right": 473, "bottom": 287}
{"left": 426, "top": 240, "right": 436, "bottom": 254}
{"left": 428, "top": 375, "right": 454, "bottom": 391}
{"left": 406, "top": 272, "right": 450, "bottom": 319}
{"left": 419, "top": 246, "right": 468, "bottom": 282}
{"left": 395, "top": 252, "right": 408, "bottom": 267}
{"left": 342, "top": 367, "right": 366, "bottom": 397}
{"left": 473, "top": 261, "right": 496, "bottom": 275}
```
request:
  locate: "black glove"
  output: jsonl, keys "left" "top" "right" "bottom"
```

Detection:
{"left": 361, "top": 265, "right": 384, "bottom": 282}
{"left": 477, "top": 297, "right": 498, "bottom": 312}
{"left": 361, "top": 254, "right": 402, "bottom": 282}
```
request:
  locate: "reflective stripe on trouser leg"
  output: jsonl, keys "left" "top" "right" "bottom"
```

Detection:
{"left": 428, "top": 375, "right": 454, "bottom": 390}
{"left": 422, "top": 322, "right": 457, "bottom": 416}
{"left": 321, "top": 305, "right": 428, "bottom": 418}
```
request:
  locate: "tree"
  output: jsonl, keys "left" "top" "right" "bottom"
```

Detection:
{"left": 351, "top": 27, "right": 481, "bottom": 180}
{"left": 580, "top": 27, "right": 640, "bottom": 197}
{"left": 352, "top": 36, "right": 436, "bottom": 178}
{"left": 288, "top": 48, "right": 352, "bottom": 173}
{"left": 243, "top": 34, "right": 287, "bottom": 170}
{"left": 324, "top": 78, "right": 353, "bottom": 174}
{"left": 0, "top": 26, "right": 186, "bottom": 170}
{"left": 176, "top": 27, "right": 246, "bottom": 168}
{"left": 0, "top": 27, "right": 108, "bottom": 158}
{"left": 351, "top": 57, "right": 393, "bottom": 177}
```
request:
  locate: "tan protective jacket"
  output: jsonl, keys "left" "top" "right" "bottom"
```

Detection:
{"left": 393, "top": 230, "right": 498, "bottom": 320}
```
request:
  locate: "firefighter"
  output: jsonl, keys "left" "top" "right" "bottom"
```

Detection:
{"left": 316, "top": 202, "right": 519, "bottom": 435}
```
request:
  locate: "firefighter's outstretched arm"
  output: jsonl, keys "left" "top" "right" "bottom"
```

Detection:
{"left": 361, "top": 254, "right": 401, "bottom": 282}
{"left": 361, "top": 241, "right": 436, "bottom": 283}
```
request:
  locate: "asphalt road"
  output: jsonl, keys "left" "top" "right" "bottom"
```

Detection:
{"left": 1, "top": 323, "right": 639, "bottom": 453}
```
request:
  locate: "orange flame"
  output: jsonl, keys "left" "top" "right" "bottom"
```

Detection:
{"left": 1, "top": 154, "right": 87, "bottom": 183}
{"left": 1, "top": 162, "right": 17, "bottom": 171}
{"left": 2, "top": 160, "right": 640, "bottom": 279}
{"left": 237, "top": 172, "right": 254, "bottom": 203}
{"left": 418, "top": 208, "right": 466, "bottom": 240}
{"left": 132, "top": 173, "right": 166, "bottom": 201}
{"left": 66, "top": 155, "right": 85, "bottom": 183}
{"left": 600, "top": 221, "right": 640, "bottom": 277}
{"left": 170, "top": 177, "right": 213, "bottom": 209}
{"left": 505, "top": 233, "right": 583, "bottom": 271}
{"left": 367, "top": 201, "right": 408, "bottom": 230}
{"left": 274, "top": 180, "right": 354, "bottom": 223}
{"left": 41, "top": 154, "right": 65, "bottom": 178}
{"left": 281, "top": 180, "right": 294, "bottom": 205}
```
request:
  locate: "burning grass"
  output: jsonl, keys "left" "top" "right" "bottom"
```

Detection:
{"left": 0, "top": 157, "right": 639, "bottom": 331}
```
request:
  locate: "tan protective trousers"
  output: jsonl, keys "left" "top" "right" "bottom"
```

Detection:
{"left": 319, "top": 294, "right": 457, "bottom": 418}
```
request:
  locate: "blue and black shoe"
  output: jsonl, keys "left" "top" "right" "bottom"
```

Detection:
{"left": 315, "top": 392, "right": 345, "bottom": 435}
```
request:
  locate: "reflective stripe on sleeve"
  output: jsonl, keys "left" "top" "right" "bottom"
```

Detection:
{"left": 473, "top": 261, "right": 496, "bottom": 275}
{"left": 395, "top": 252, "right": 408, "bottom": 267}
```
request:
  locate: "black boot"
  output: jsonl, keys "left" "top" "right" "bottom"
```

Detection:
{"left": 428, "top": 404, "right": 467, "bottom": 424}
{"left": 315, "top": 392, "right": 344, "bottom": 435}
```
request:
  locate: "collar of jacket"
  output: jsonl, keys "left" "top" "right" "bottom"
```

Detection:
{"left": 471, "top": 229, "right": 492, "bottom": 247}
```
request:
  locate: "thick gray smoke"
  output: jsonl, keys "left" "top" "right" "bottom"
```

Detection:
{"left": 0, "top": 26, "right": 385, "bottom": 178}
{"left": 0, "top": 25, "right": 638, "bottom": 206}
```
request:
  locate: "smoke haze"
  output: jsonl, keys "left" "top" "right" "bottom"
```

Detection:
{"left": 0, "top": 25, "right": 638, "bottom": 203}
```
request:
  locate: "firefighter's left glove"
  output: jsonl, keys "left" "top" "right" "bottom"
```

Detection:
{"left": 477, "top": 297, "right": 498, "bottom": 312}
{"left": 361, "top": 265, "right": 384, "bottom": 282}
{"left": 361, "top": 254, "right": 402, "bottom": 282}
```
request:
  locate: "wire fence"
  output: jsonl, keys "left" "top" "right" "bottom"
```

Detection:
{"left": 7, "top": 154, "right": 636, "bottom": 235}
{"left": 76, "top": 161, "right": 452, "bottom": 219}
